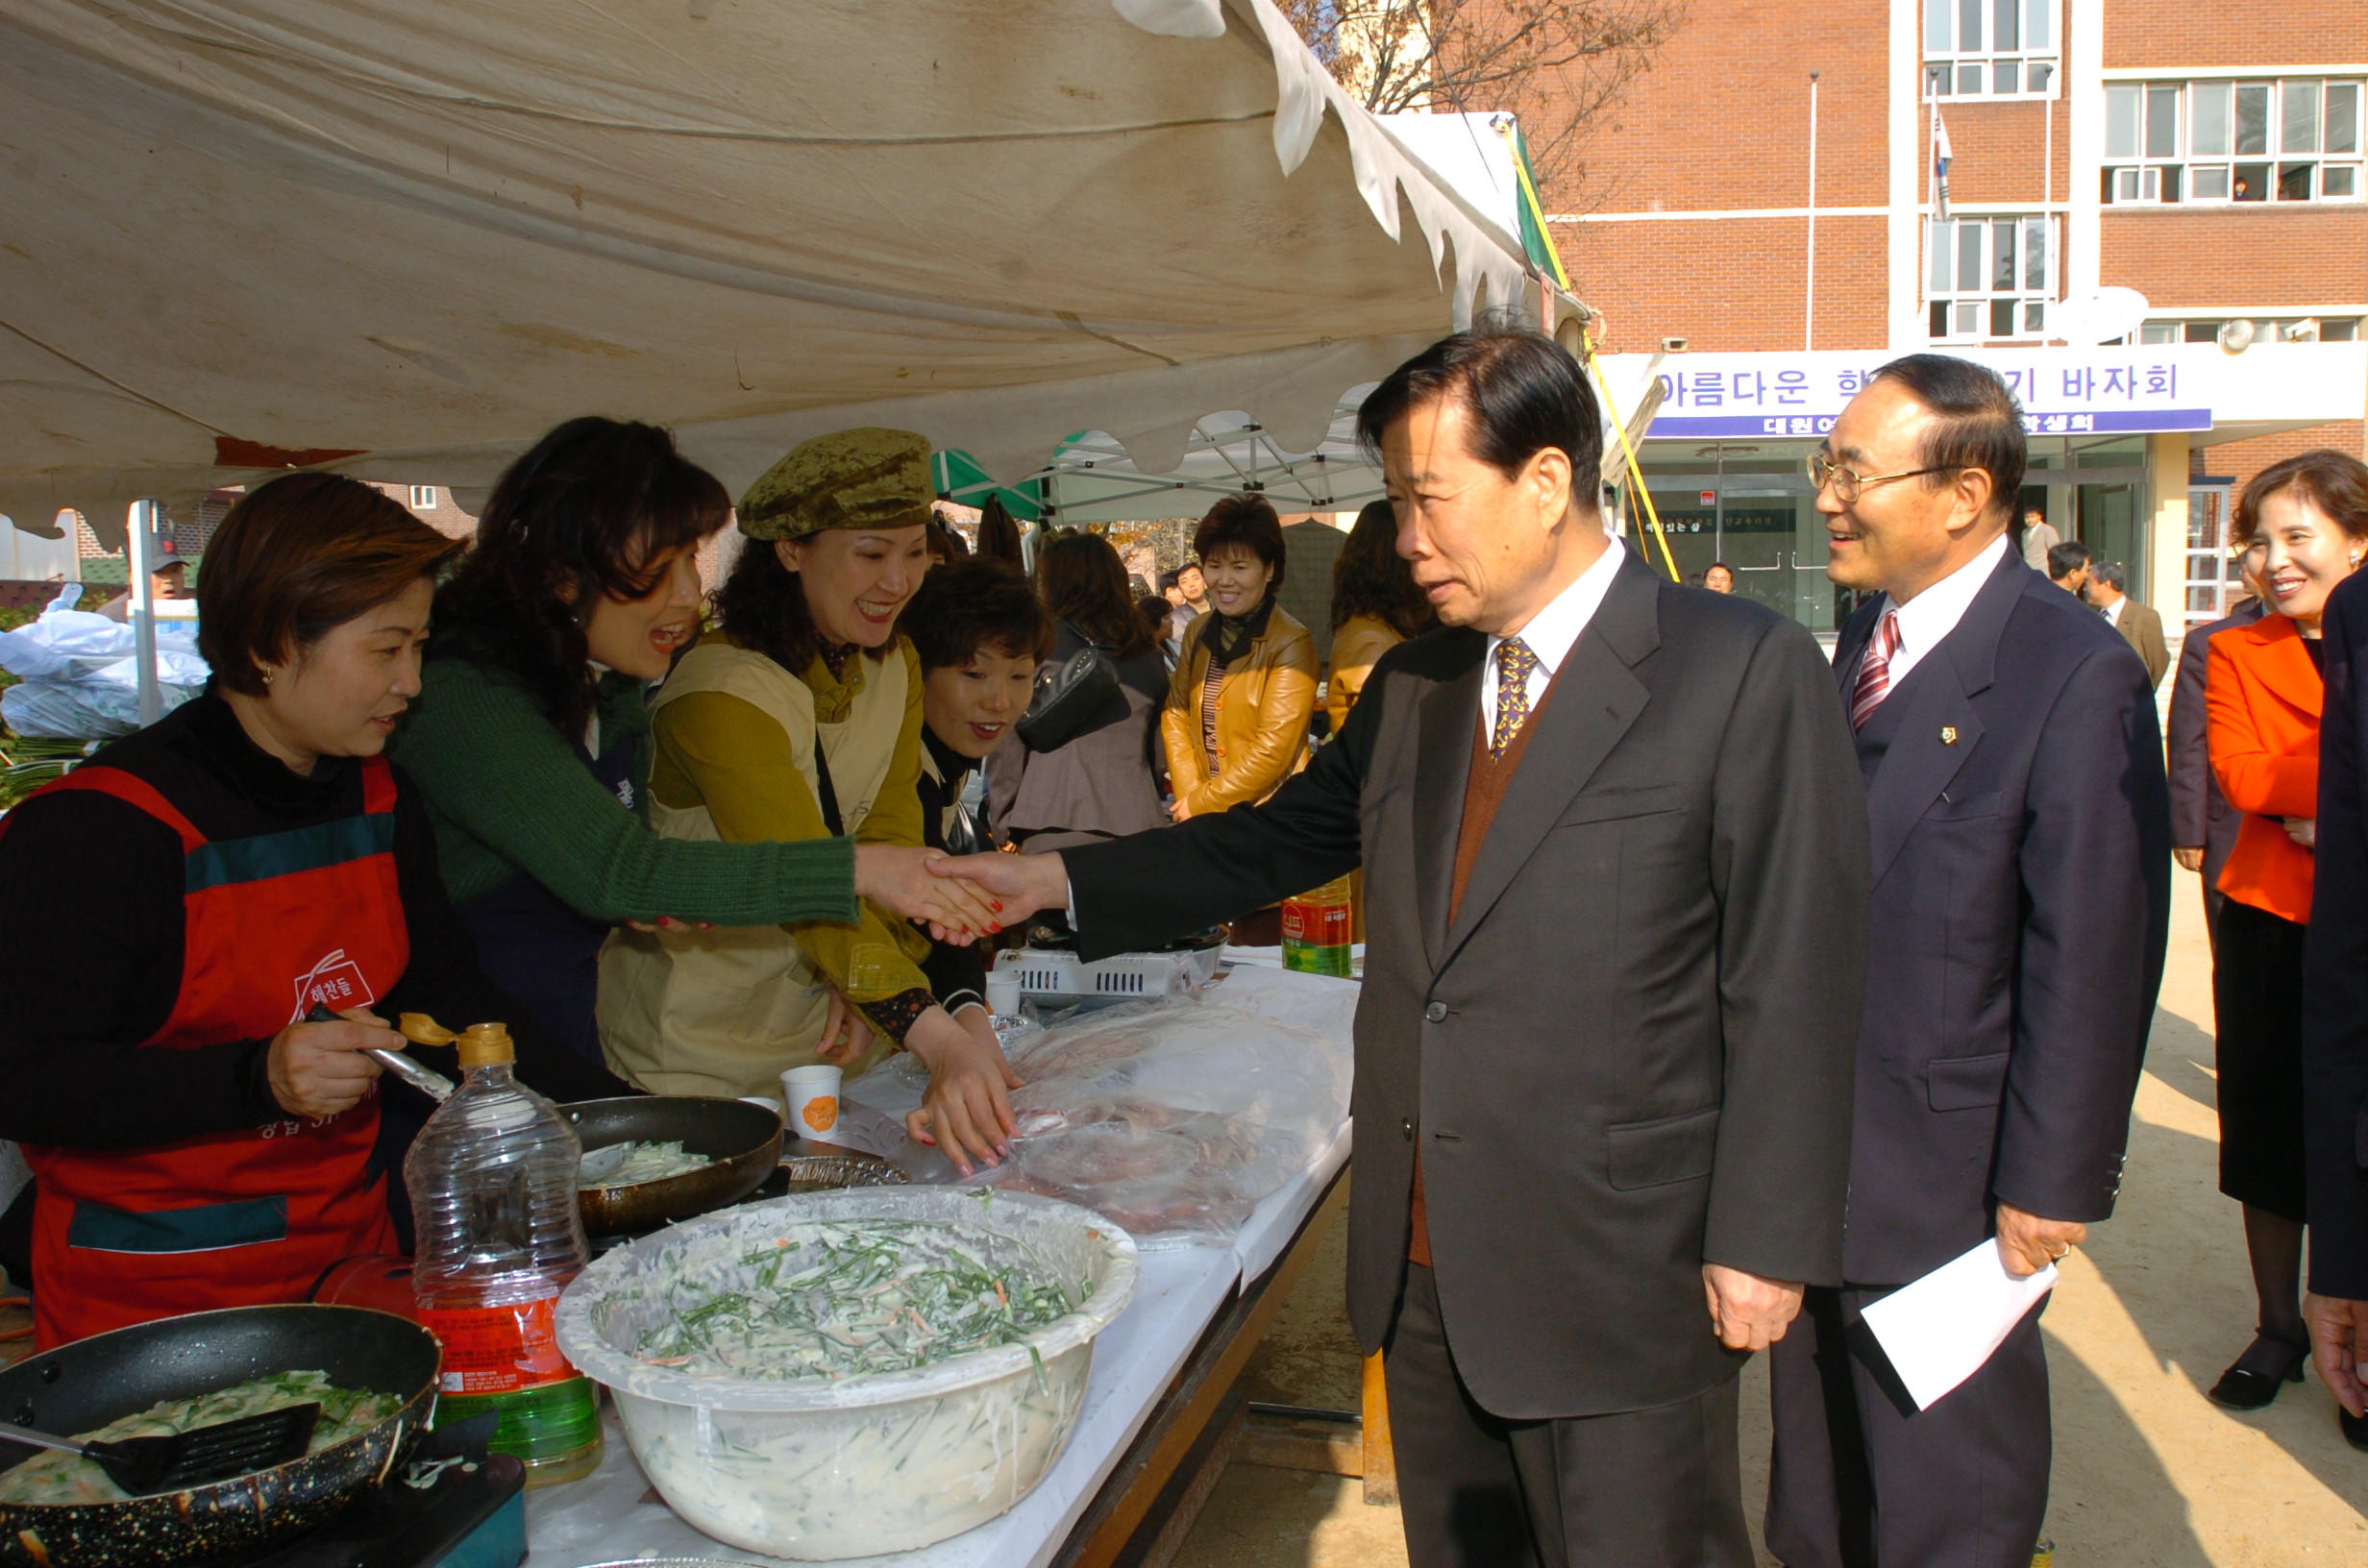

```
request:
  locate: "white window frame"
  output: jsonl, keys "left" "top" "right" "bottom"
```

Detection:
{"left": 408, "top": 485, "right": 437, "bottom": 510}
{"left": 1925, "top": 213, "right": 2057, "bottom": 343}
{"left": 1924, "top": 0, "right": 2061, "bottom": 101}
{"left": 2104, "top": 78, "right": 2364, "bottom": 206}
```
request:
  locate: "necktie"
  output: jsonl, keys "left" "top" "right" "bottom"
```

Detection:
{"left": 1492, "top": 637, "right": 1540, "bottom": 758}
{"left": 1850, "top": 610, "right": 1902, "bottom": 731}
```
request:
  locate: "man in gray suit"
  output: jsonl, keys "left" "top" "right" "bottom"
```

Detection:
{"left": 929, "top": 325, "right": 1869, "bottom": 1565}
{"left": 2084, "top": 559, "right": 2171, "bottom": 687}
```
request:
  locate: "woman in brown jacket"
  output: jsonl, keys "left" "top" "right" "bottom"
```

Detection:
{"left": 1162, "top": 494, "right": 1319, "bottom": 821}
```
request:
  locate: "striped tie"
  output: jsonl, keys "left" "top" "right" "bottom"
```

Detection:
{"left": 1850, "top": 610, "right": 1902, "bottom": 731}
{"left": 1492, "top": 637, "right": 1540, "bottom": 758}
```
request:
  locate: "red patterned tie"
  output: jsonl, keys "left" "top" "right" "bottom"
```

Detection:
{"left": 1850, "top": 609, "right": 1902, "bottom": 731}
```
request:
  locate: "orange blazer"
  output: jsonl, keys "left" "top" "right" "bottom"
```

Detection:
{"left": 2207, "top": 612, "right": 2322, "bottom": 924}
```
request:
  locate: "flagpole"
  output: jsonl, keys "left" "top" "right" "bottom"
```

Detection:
{"left": 1805, "top": 71, "right": 1820, "bottom": 353}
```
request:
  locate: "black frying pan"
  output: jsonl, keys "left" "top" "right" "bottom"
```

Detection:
{"left": 0, "top": 1304, "right": 439, "bottom": 1568}
{"left": 567, "top": 1095, "right": 783, "bottom": 1235}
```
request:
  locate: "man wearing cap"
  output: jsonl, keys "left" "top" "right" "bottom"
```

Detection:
{"left": 601, "top": 428, "right": 1022, "bottom": 1173}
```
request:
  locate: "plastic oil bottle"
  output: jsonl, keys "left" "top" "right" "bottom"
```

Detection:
{"left": 1280, "top": 874, "right": 1355, "bottom": 976}
{"left": 404, "top": 1021, "right": 604, "bottom": 1485}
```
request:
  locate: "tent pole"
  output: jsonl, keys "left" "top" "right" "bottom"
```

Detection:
{"left": 128, "top": 499, "right": 161, "bottom": 727}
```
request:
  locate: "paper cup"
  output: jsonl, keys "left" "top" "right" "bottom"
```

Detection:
{"left": 984, "top": 970, "right": 1023, "bottom": 1017}
{"left": 782, "top": 1065, "right": 843, "bottom": 1138}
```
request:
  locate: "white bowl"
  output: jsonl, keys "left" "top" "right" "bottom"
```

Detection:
{"left": 555, "top": 1188, "right": 1137, "bottom": 1560}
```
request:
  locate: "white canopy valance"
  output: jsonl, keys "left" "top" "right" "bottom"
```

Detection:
{"left": 0, "top": 0, "right": 1566, "bottom": 546}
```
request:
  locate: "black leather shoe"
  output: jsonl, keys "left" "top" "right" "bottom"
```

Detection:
{"left": 2206, "top": 1334, "right": 2309, "bottom": 1410}
{"left": 2341, "top": 1408, "right": 2368, "bottom": 1453}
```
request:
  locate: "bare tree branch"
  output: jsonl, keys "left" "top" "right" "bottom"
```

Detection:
{"left": 1278, "top": 0, "right": 1686, "bottom": 211}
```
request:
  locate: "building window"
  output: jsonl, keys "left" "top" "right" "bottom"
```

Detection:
{"left": 1925, "top": 0, "right": 2059, "bottom": 99}
{"left": 2104, "top": 79, "right": 2363, "bottom": 204}
{"left": 1927, "top": 215, "right": 2055, "bottom": 341}
{"left": 408, "top": 485, "right": 437, "bottom": 509}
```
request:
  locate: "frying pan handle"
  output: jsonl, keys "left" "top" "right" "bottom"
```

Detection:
{"left": 0, "top": 1418, "right": 87, "bottom": 1458}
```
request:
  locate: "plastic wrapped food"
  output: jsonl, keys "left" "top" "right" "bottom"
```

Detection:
{"left": 861, "top": 968, "right": 1356, "bottom": 1243}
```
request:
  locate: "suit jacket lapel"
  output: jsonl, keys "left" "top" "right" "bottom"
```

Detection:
{"left": 1862, "top": 551, "right": 2022, "bottom": 885}
{"left": 1413, "top": 632, "right": 1485, "bottom": 970}
{"left": 1441, "top": 553, "right": 1660, "bottom": 965}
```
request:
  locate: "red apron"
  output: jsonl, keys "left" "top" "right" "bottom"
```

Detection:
{"left": 15, "top": 760, "right": 406, "bottom": 1347}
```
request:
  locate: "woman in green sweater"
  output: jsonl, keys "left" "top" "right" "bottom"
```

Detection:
{"left": 386, "top": 418, "right": 999, "bottom": 1066}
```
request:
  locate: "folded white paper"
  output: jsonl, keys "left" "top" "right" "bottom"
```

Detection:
{"left": 1860, "top": 1239, "right": 2058, "bottom": 1411}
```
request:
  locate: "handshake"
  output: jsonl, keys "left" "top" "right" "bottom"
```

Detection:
{"left": 855, "top": 846, "right": 1072, "bottom": 944}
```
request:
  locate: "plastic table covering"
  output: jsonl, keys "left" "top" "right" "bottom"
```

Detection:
{"left": 522, "top": 1118, "right": 1352, "bottom": 1568}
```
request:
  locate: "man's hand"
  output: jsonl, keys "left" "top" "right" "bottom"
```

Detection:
{"left": 2285, "top": 817, "right": 2318, "bottom": 848}
{"left": 901, "top": 1006, "right": 1024, "bottom": 1177}
{"left": 1701, "top": 1263, "right": 1804, "bottom": 1352}
{"left": 268, "top": 1008, "right": 392, "bottom": 1118}
{"left": 2307, "top": 1293, "right": 2368, "bottom": 1417}
{"left": 925, "top": 851, "right": 1070, "bottom": 940}
{"left": 2172, "top": 845, "right": 2206, "bottom": 873}
{"left": 856, "top": 845, "right": 1002, "bottom": 940}
{"left": 1995, "top": 1201, "right": 2086, "bottom": 1277}
{"left": 813, "top": 987, "right": 874, "bottom": 1068}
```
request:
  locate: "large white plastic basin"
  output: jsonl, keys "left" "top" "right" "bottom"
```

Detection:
{"left": 555, "top": 1188, "right": 1137, "bottom": 1560}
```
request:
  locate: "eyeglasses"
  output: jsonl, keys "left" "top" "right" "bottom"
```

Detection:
{"left": 1806, "top": 453, "right": 1956, "bottom": 503}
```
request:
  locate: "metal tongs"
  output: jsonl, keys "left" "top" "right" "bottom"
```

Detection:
{"left": 301, "top": 1005, "right": 456, "bottom": 1103}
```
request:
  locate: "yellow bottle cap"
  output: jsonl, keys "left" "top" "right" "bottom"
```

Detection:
{"left": 456, "top": 1023, "right": 515, "bottom": 1069}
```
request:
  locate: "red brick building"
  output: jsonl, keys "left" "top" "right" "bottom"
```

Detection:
{"left": 1546, "top": 0, "right": 2368, "bottom": 636}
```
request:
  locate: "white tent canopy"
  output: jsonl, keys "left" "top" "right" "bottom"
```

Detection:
{"left": 0, "top": 0, "right": 1564, "bottom": 547}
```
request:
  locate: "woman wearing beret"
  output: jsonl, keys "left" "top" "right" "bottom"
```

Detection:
{"left": 599, "top": 428, "right": 1021, "bottom": 1175}
{"left": 387, "top": 418, "right": 998, "bottom": 1066}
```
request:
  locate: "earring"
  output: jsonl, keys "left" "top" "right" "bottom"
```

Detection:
{"left": 260, "top": 670, "right": 274, "bottom": 685}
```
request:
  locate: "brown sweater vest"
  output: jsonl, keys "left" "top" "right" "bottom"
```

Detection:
{"left": 1408, "top": 675, "right": 1555, "bottom": 1266}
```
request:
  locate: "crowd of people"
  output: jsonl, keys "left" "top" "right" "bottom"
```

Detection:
{"left": 0, "top": 316, "right": 2364, "bottom": 1568}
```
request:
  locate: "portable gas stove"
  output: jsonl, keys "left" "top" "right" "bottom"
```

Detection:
{"left": 206, "top": 1418, "right": 523, "bottom": 1568}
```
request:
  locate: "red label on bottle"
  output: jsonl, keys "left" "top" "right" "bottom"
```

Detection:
{"left": 1280, "top": 897, "right": 1350, "bottom": 947}
{"left": 419, "top": 1298, "right": 579, "bottom": 1395}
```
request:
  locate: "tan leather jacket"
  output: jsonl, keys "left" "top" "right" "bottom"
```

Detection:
{"left": 1161, "top": 603, "right": 1320, "bottom": 819}
{"left": 1326, "top": 613, "right": 1405, "bottom": 735}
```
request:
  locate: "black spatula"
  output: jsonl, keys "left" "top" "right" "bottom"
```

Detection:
{"left": 0, "top": 1402, "right": 321, "bottom": 1496}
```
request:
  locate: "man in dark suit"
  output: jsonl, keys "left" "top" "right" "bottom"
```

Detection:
{"left": 1765, "top": 355, "right": 2171, "bottom": 1568}
{"left": 2306, "top": 563, "right": 2368, "bottom": 1451}
{"left": 931, "top": 326, "right": 1869, "bottom": 1565}
{"left": 2165, "top": 542, "right": 2267, "bottom": 945}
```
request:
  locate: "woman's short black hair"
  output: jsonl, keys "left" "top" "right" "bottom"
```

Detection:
{"left": 1036, "top": 530, "right": 1155, "bottom": 659}
{"left": 1355, "top": 320, "right": 1604, "bottom": 504}
{"left": 901, "top": 557, "right": 1052, "bottom": 672}
{"left": 1193, "top": 494, "right": 1286, "bottom": 585}
{"left": 1867, "top": 354, "right": 2028, "bottom": 522}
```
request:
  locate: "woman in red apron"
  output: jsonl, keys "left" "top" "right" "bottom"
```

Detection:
{"left": 0, "top": 475, "right": 623, "bottom": 1346}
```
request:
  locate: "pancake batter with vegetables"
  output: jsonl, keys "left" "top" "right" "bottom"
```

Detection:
{"left": 0, "top": 477, "right": 622, "bottom": 1347}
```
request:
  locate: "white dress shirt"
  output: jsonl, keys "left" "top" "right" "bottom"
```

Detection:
{"left": 2100, "top": 596, "right": 2126, "bottom": 627}
{"left": 1871, "top": 533, "right": 2010, "bottom": 689}
{"left": 1481, "top": 536, "right": 1628, "bottom": 736}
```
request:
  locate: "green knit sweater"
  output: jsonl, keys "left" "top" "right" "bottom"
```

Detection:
{"left": 387, "top": 657, "right": 857, "bottom": 925}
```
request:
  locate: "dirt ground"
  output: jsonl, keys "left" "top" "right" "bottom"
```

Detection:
{"left": 1179, "top": 878, "right": 2368, "bottom": 1567}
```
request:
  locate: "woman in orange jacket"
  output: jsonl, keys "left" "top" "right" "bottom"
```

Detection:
{"left": 2205, "top": 450, "right": 2368, "bottom": 1409}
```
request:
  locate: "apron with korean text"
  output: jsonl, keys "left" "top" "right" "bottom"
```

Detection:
{"left": 13, "top": 761, "right": 405, "bottom": 1346}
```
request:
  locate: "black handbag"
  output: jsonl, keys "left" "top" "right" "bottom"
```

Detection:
{"left": 1017, "top": 625, "right": 1124, "bottom": 751}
